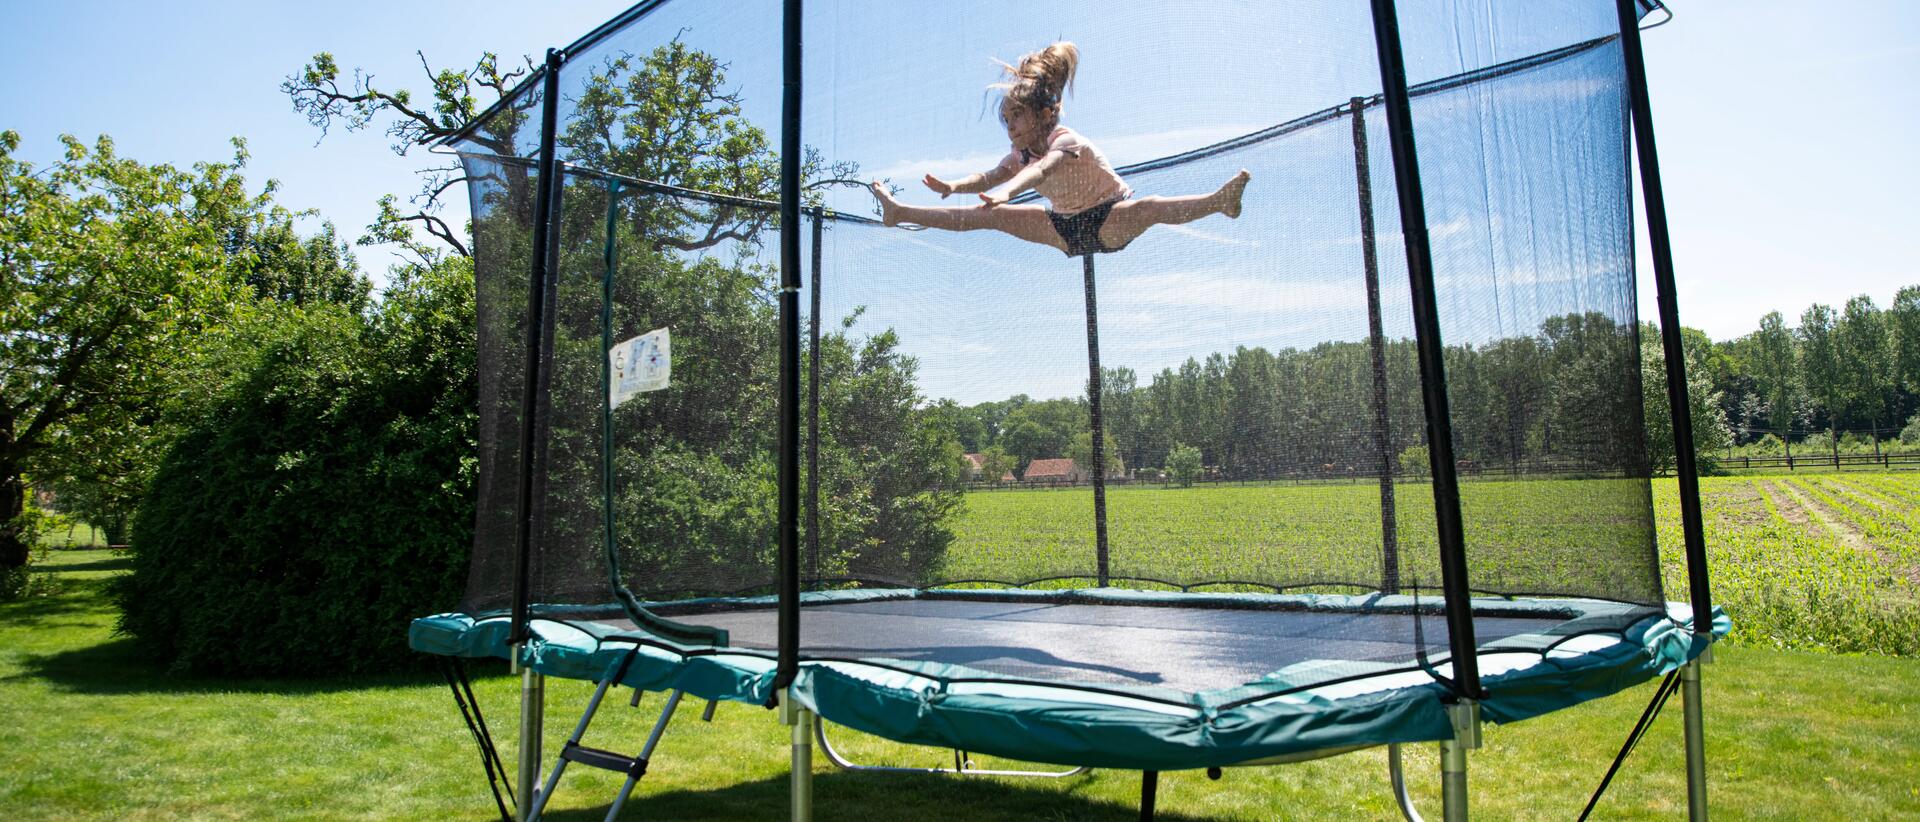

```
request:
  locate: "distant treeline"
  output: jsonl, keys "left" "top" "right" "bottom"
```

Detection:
{"left": 930, "top": 285, "right": 1920, "bottom": 479}
{"left": 930, "top": 311, "right": 1650, "bottom": 480}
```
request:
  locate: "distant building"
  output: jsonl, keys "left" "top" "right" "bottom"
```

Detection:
{"left": 1021, "top": 458, "right": 1085, "bottom": 485}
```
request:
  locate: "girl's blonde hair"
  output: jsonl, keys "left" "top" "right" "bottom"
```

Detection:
{"left": 994, "top": 41, "right": 1079, "bottom": 122}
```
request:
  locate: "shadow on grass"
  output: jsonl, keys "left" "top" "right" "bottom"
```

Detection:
{"left": 535, "top": 770, "right": 1222, "bottom": 822}
{"left": 34, "top": 556, "right": 132, "bottom": 574}
{"left": 6, "top": 580, "right": 505, "bottom": 697}
{"left": 12, "top": 634, "right": 499, "bottom": 697}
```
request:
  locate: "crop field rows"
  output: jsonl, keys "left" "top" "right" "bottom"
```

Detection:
{"left": 944, "top": 474, "right": 1920, "bottom": 657}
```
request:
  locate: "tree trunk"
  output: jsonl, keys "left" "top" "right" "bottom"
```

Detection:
{"left": 0, "top": 464, "right": 26, "bottom": 570}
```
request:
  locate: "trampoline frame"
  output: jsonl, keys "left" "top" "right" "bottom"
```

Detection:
{"left": 433, "top": 0, "right": 1713, "bottom": 819}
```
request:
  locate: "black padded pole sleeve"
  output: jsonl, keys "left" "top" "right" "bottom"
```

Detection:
{"left": 510, "top": 48, "right": 564, "bottom": 646}
{"left": 1616, "top": 0, "right": 1712, "bottom": 629}
{"left": 1367, "top": 0, "right": 1482, "bottom": 698}
{"left": 1083, "top": 255, "right": 1111, "bottom": 586}
{"left": 774, "top": 0, "right": 803, "bottom": 692}
{"left": 807, "top": 208, "right": 823, "bottom": 589}
{"left": 1349, "top": 97, "right": 1401, "bottom": 596}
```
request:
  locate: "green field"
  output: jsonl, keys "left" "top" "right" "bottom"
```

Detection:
{"left": 4, "top": 474, "right": 1919, "bottom": 819}
{"left": 3, "top": 547, "right": 1918, "bottom": 820}
{"left": 945, "top": 474, "right": 1920, "bottom": 657}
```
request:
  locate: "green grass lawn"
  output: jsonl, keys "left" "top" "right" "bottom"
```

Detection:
{"left": 4, "top": 550, "right": 1918, "bottom": 820}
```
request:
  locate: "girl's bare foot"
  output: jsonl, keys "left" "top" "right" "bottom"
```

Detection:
{"left": 1217, "top": 169, "right": 1252, "bottom": 219}
{"left": 870, "top": 181, "right": 901, "bottom": 226}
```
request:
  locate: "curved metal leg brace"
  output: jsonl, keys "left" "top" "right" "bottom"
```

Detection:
{"left": 1388, "top": 744, "right": 1427, "bottom": 822}
{"left": 814, "top": 719, "right": 1090, "bottom": 778}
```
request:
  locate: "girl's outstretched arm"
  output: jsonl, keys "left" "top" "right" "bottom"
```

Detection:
{"left": 980, "top": 150, "right": 1065, "bottom": 207}
{"left": 925, "top": 163, "right": 1016, "bottom": 198}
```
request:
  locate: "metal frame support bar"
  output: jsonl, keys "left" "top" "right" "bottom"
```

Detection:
{"left": 780, "top": 689, "right": 814, "bottom": 822}
{"left": 516, "top": 665, "right": 546, "bottom": 822}
{"left": 1682, "top": 650, "right": 1711, "bottom": 820}
{"left": 1440, "top": 700, "right": 1480, "bottom": 822}
{"left": 1366, "top": 0, "right": 1481, "bottom": 698}
{"left": 814, "top": 720, "right": 1090, "bottom": 778}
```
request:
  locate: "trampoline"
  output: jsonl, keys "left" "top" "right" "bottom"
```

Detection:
{"left": 413, "top": 0, "right": 1723, "bottom": 820}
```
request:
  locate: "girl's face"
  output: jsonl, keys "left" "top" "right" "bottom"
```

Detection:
{"left": 1001, "top": 102, "right": 1050, "bottom": 151}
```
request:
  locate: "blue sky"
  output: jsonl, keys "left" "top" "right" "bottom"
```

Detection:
{"left": 3, "top": 0, "right": 1915, "bottom": 357}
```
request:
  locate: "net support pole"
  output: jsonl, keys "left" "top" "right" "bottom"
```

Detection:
{"left": 1616, "top": 8, "right": 1712, "bottom": 813}
{"left": 1367, "top": 0, "right": 1482, "bottom": 699}
{"left": 1615, "top": 0, "right": 1710, "bottom": 626}
{"left": 1349, "top": 96, "right": 1401, "bottom": 595}
{"left": 1081, "top": 255, "right": 1112, "bottom": 587}
{"left": 513, "top": 48, "right": 564, "bottom": 822}
{"left": 806, "top": 208, "right": 823, "bottom": 589}
{"left": 511, "top": 47, "right": 565, "bottom": 649}
{"left": 774, "top": 0, "right": 803, "bottom": 695}
{"left": 601, "top": 179, "right": 623, "bottom": 596}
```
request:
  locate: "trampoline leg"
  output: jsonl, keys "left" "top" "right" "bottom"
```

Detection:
{"left": 1140, "top": 770, "right": 1159, "bottom": 821}
{"left": 1441, "top": 701, "right": 1480, "bottom": 822}
{"left": 781, "top": 689, "right": 814, "bottom": 822}
{"left": 1682, "top": 650, "right": 1711, "bottom": 821}
{"left": 517, "top": 664, "right": 545, "bottom": 822}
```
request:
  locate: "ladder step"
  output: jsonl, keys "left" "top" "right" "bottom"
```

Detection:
{"left": 561, "top": 741, "right": 649, "bottom": 777}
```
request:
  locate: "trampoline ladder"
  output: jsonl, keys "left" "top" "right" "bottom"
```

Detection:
{"left": 526, "top": 649, "right": 685, "bottom": 822}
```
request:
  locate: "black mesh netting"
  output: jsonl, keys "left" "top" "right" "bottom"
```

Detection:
{"left": 453, "top": 0, "right": 1666, "bottom": 695}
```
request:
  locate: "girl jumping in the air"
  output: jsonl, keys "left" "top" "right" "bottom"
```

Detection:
{"left": 870, "top": 42, "right": 1250, "bottom": 258}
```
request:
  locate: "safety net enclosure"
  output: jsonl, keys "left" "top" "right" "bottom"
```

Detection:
{"left": 414, "top": 0, "right": 1720, "bottom": 817}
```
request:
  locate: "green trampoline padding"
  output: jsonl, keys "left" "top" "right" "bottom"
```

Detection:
{"left": 411, "top": 590, "right": 1724, "bottom": 771}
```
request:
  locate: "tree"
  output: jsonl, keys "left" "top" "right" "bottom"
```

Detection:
{"left": 1798, "top": 304, "right": 1842, "bottom": 457}
{"left": 1836, "top": 295, "right": 1893, "bottom": 451}
{"left": 116, "top": 261, "right": 476, "bottom": 674}
{"left": 979, "top": 446, "right": 1016, "bottom": 484}
{"left": 1066, "top": 431, "right": 1124, "bottom": 478}
{"left": 1, "top": 132, "right": 272, "bottom": 573}
{"left": 286, "top": 44, "right": 860, "bottom": 262}
{"left": 1749, "top": 311, "right": 1799, "bottom": 444}
{"left": 1641, "top": 323, "right": 1732, "bottom": 475}
{"left": 1889, "top": 285, "right": 1920, "bottom": 393}
{"left": 1165, "top": 443, "right": 1203, "bottom": 488}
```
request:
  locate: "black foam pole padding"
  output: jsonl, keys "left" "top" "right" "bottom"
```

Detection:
{"left": 510, "top": 48, "right": 565, "bottom": 647}
{"left": 1349, "top": 97, "right": 1401, "bottom": 596}
{"left": 1616, "top": 0, "right": 1712, "bottom": 629}
{"left": 1367, "top": 0, "right": 1482, "bottom": 698}
{"left": 807, "top": 208, "right": 823, "bottom": 589}
{"left": 773, "top": 0, "right": 803, "bottom": 692}
{"left": 1082, "top": 255, "right": 1111, "bottom": 586}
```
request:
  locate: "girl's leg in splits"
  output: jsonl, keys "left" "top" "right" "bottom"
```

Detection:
{"left": 1097, "top": 170, "right": 1251, "bottom": 250}
{"left": 871, "top": 183, "right": 1067, "bottom": 253}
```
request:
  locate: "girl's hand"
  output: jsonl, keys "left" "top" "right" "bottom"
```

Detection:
{"left": 978, "top": 191, "right": 1008, "bottom": 208}
{"left": 923, "top": 174, "right": 954, "bottom": 198}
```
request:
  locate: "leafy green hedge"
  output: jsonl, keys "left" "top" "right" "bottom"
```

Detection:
{"left": 116, "top": 263, "right": 476, "bottom": 675}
